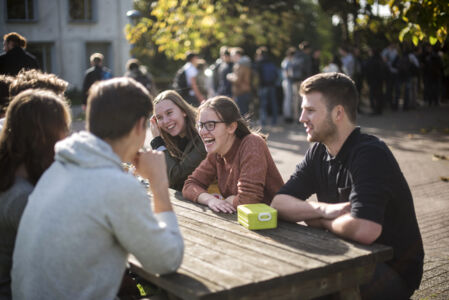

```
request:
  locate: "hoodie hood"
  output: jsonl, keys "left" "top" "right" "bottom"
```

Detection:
{"left": 55, "top": 131, "right": 122, "bottom": 170}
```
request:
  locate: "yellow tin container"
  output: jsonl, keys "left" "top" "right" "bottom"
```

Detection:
{"left": 237, "top": 203, "right": 277, "bottom": 230}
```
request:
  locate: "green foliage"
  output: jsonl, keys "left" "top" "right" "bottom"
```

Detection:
{"left": 391, "top": 0, "right": 448, "bottom": 45}
{"left": 127, "top": 0, "right": 329, "bottom": 63}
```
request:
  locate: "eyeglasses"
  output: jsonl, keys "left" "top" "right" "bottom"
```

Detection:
{"left": 197, "top": 121, "right": 225, "bottom": 131}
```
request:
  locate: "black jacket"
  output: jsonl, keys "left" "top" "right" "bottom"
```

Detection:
{"left": 82, "top": 66, "right": 112, "bottom": 105}
{"left": 0, "top": 47, "right": 39, "bottom": 76}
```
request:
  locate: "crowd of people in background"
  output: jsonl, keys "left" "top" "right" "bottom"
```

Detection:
{"left": 174, "top": 41, "right": 447, "bottom": 123}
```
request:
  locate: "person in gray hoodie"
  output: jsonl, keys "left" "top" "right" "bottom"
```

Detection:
{"left": 11, "top": 77, "right": 184, "bottom": 300}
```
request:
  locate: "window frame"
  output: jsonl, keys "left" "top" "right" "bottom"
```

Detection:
{"left": 26, "top": 42, "right": 54, "bottom": 73}
{"left": 67, "top": 0, "right": 97, "bottom": 23}
{"left": 5, "top": 0, "right": 38, "bottom": 22}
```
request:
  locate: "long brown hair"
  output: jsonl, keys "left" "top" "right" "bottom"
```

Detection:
{"left": 199, "top": 96, "right": 266, "bottom": 140}
{"left": 153, "top": 90, "right": 198, "bottom": 159}
{"left": 0, "top": 89, "right": 71, "bottom": 191}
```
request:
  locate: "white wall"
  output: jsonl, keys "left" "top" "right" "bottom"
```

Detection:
{"left": 0, "top": 0, "right": 133, "bottom": 89}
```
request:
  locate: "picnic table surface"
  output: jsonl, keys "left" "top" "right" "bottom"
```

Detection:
{"left": 129, "top": 189, "right": 392, "bottom": 300}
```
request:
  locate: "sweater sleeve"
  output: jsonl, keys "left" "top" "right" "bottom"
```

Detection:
{"left": 232, "top": 135, "right": 268, "bottom": 207}
{"left": 182, "top": 153, "right": 217, "bottom": 202}
{"left": 107, "top": 179, "right": 184, "bottom": 275}
{"left": 165, "top": 136, "right": 207, "bottom": 191}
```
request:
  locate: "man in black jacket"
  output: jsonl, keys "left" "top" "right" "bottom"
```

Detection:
{"left": 82, "top": 52, "right": 112, "bottom": 107}
{"left": 272, "top": 72, "right": 424, "bottom": 300}
{"left": 0, "top": 32, "right": 39, "bottom": 76}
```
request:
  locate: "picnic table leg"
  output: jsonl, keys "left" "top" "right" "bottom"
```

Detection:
{"left": 338, "top": 285, "right": 361, "bottom": 300}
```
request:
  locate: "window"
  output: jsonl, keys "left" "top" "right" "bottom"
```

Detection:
{"left": 27, "top": 43, "right": 53, "bottom": 73}
{"left": 69, "top": 0, "right": 94, "bottom": 22}
{"left": 6, "top": 0, "right": 36, "bottom": 21}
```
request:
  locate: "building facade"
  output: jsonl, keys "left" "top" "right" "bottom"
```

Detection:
{"left": 0, "top": 0, "right": 133, "bottom": 90}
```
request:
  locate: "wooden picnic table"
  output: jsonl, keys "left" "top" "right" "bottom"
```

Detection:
{"left": 129, "top": 189, "right": 392, "bottom": 300}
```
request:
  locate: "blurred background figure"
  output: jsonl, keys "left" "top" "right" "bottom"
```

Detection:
{"left": 364, "top": 48, "right": 387, "bottom": 115}
{"left": 227, "top": 47, "right": 253, "bottom": 116}
{"left": 210, "top": 46, "right": 233, "bottom": 98}
{"left": 255, "top": 46, "right": 278, "bottom": 126}
{"left": 0, "top": 32, "right": 39, "bottom": 76}
{"left": 125, "top": 58, "right": 157, "bottom": 97}
{"left": 82, "top": 53, "right": 112, "bottom": 108}
{"left": 281, "top": 47, "right": 296, "bottom": 124}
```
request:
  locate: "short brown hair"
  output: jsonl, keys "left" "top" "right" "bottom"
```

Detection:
{"left": 3, "top": 32, "right": 27, "bottom": 48}
{"left": 9, "top": 69, "right": 68, "bottom": 97}
{"left": 0, "top": 89, "right": 71, "bottom": 191}
{"left": 86, "top": 77, "right": 153, "bottom": 140}
{"left": 300, "top": 72, "right": 358, "bottom": 123}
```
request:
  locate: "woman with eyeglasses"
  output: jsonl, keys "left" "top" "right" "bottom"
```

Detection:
{"left": 182, "top": 96, "right": 284, "bottom": 213}
{"left": 149, "top": 90, "right": 207, "bottom": 191}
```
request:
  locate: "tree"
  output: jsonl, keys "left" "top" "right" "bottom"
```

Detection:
{"left": 390, "top": 0, "right": 449, "bottom": 45}
{"left": 126, "top": 0, "right": 329, "bottom": 62}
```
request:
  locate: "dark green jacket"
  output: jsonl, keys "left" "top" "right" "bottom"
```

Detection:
{"left": 152, "top": 134, "right": 207, "bottom": 191}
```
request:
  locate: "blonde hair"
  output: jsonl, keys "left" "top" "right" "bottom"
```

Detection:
{"left": 90, "top": 53, "right": 104, "bottom": 64}
{"left": 153, "top": 90, "right": 199, "bottom": 159}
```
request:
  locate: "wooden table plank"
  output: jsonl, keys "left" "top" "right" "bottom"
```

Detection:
{"left": 175, "top": 202, "right": 387, "bottom": 266}
{"left": 181, "top": 226, "right": 299, "bottom": 274}
{"left": 129, "top": 190, "right": 393, "bottom": 300}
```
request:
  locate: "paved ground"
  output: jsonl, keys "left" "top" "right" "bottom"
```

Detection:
{"left": 71, "top": 101, "right": 449, "bottom": 299}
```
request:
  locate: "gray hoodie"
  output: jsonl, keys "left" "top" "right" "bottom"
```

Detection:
{"left": 12, "top": 131, "right": 184, "bottom": 300}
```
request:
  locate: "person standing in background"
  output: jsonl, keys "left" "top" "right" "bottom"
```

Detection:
{"left": 82, "top": 53, "right": 112, "bottom": 108}
{"left": 227, "top": 47, "right": 253, "bottom": 116}
{"left": 0, "top": 32, "right": 39, "bottom": 76}
{"left": 281, "top": 47, "right": 296, "bottom": 124}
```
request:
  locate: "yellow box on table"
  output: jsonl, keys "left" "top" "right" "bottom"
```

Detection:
{"left": 237, "top": 204, "right": 277, "bottom": 230}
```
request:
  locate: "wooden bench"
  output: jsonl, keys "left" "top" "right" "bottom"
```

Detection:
{"left": 130, "top": 189, "right": 392, "bottom": 300}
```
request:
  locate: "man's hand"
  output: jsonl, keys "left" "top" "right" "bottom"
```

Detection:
{"left": 319, "top": 202, "right": 351, "bottom": 219}
{"left": 134, "top": 150, "right": 171, "bottom": 213}
{"left": 304, "top": 218, "right": 324, "bottom": 228}
{"left": 134, "top": 150, "right": 168, "bottom": 187}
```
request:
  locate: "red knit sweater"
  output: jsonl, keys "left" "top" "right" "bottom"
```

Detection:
{"left": 182, "top": 133, "right": 284, "bottom": 207}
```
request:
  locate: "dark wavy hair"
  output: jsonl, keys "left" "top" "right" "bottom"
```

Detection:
{"left": 0, "top": 75, "right": 14, "bottom": 117}
{"left": 9, "top": 69, "right": 68, "bottom": 98}
{"left": 198, "top": 96, "right": 265, "bottom": 140}
{"left": 0, "top": 89, "right": 71, "bottom": 191}
{"left": 153, "top": 90, "right": 199, "bottom": 159}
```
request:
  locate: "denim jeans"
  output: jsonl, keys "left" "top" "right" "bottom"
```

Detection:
{"left": 385, "top": 73, "right": 400, "bottom": 109}
{"left": 360, "top": 262, "right": 414, "bottom": 300}
{"left": 235, "top": 92, "right": 252, "bottom": 116}
{"left": 258, "top": 86, "right": 278, "bottom": 125}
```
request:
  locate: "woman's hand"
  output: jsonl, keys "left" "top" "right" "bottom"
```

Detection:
{"left": 224, "top": 195, "right": 235, "bottom": 206}
{"left": 208, "top": 197, "right": 236, "bottom": 214}
{"left": 149, "top": 115, "right": 161, "bottom": 137}
{"left": 197, "top": 193, "right": 236, "bottom": 214}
